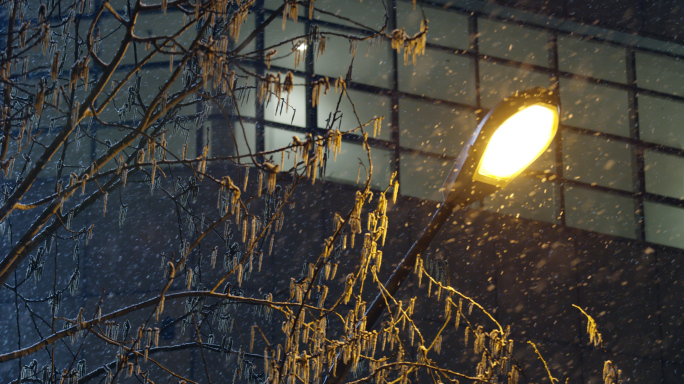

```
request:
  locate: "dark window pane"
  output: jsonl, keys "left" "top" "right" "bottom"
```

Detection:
{"left": 558, "top": 35, "right": 627, "bottom": 83}
{"left": 638, "top": 94, "right": 684, "bottom": 150}
{"left": 479, "top": 18, "right": 549, "bottom": 67}
{"left": 399, "top": 98, "right": 477, "bottom": 156}
{"left": 559, "top": 78, "right": 630, "bottom": 137}
{"left": 399, "top": 153, "right": 452, "bottom": 201}
{"left": 644, "top": 150, "right": 684, "bottom": 200}
{"left": 562, "top": 130, "right": 635, "bottom": 192}
{"left": 398, "top": 48, "right": 476, "bottom": 105}
{"left": 484, "top": 176, "right": 560, "bottom": 223}
{"left": 396, "top": 1, "right": 469, "bottom": 50}
{"left": 565, "top": 185, "right": 637, "bottom": 239}
{"left": 479, "top": 61, "right": 550, "bottom": 109}
{"left": 318, "top": 89, "right": 392, "bottom": 141}
{"left": 644, "top": 201, "right": 684, "bottom": 249}
{"left": 636, "top": 50, "right": 684, "bottom": 97}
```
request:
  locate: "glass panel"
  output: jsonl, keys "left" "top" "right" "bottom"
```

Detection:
{"left": 95, "top": 124, "right": 195, "bottom": 172}
{"left": 264, "top": 73, "right": 306, "bottom": 127}
{"left": 265, "top": 21, "right": 307, "bottom": 71}
{"left": 484, "top": 176, "right": 560, "bottom": 223}
{"left": 636, "top": 50, "right": 684, "bottom": 97}
{"left": 264, "top": 126, "right": 306, "bottom": 172}
{"left": 138, "top": 68, "right": 195, "bottom": 116}
{"left": 399, "top": 153, "right": 452, "bottom": 202}
{"left": 229, "top": 68, "right": 257, "bottom": 119}
{"left": 211, "top": 120, "right": 256, "bottom": 163}
{"left": 264, "top": 0, "right": 286, "bottom": 10}
{"left": 565, "top": 185, "right": 637, "bottom": 239}
{"left": 98, "top": 11, "right": 197, "bottom": 66}
{"left": 29, "top": 133, "right": 60, "bottom": 178}
{"left": 478, "top": 18, "right": 549, "bottom": 67}
{"left": 526, "top": 140, "right": 557, "bottom": 175}
{"left": 559, "top": 78, "right": 631, "bottom": 137}
{"left": 325, "top": 142, "right": 393, "bottom": 190}
{"left": 41, "top": 132, "right": 93, "bottom": 175}
{"left": 398, "top": 48, "right": 476, "bottom": 105}
{"left": 317, "top": 89, "right": 392, "bottom": 141}
{"left": 96, "top": 67, "right": 196, "bottom": 123}
{"left": 235, "top": 13, "right": 257, "bottom": 54}
{"left": 399, "top": 98, "right": 477, "bottom": 156}
{"left": 557, "top": 35, "right": 627, "bottom": 83}
{"left": 562, "top": 130, "right": 635, "bottom": 191}
{"left": 644, "top": 201, "right": 684, "bottom": 249}
{"left": 638, "top": 94, "right": 684, "bottom": 150}
{"left": 161, "top": 124, "right": 198, "bottom": 162}
{"left": 95, "top": 17, "right": 126, "bottom": 65}
{"left": 479, "top": 61, "right": 550, "bottom": 109}
{"left": 314, "top": 28, "right": 392, "bottom": 89}
{"left": 313, "top": 0, "right": 388, "bottom": 31}
{"left": 644, "top": 150, "right": 684, "bottom": 200}
{"left": 396, "top": 1, "right": 469, "bottom": 50}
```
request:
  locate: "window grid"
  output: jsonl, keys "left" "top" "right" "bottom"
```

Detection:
{"left": 11, "top": 0, "right": 684, "bottom": 249}
{"left": 244, "top": 0, "right": 684, "bottom": 249}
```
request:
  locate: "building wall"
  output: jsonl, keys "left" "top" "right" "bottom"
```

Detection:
{"left": 487, "top": 0, "right": 684, "bottom": 47}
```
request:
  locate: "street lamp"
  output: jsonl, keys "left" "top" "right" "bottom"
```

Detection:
{"left": 441, "top": 87, "right": 559, "bottom": 206}
{"left": 325, "top": 87, "right": 560, "bottom": 384}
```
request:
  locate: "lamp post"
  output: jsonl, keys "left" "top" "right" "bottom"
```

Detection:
{"left": 325, "top": 87, "right": 560, "bottom": 384}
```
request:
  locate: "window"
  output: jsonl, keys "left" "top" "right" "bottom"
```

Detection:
{"left": 557, "top": 35, "right": 627, "bottom": 83}
{"left": 638, "top": 94, "right": 684, "bottom": 150}
{"left": 559, "top": 78, "right": 631, "bottom": 137}
{"left": 398, "top": 48, "right": 476, "bottom": 104}
{"left": 398, "top": 98, "right": 477, "bottom": 156}
{"left": 478, "top": 18, "right": 549, "bottom": 67}
{"left": 636, "top": 50, "right": 684, "bottom": 97}
{"left": 562, "top": 130, "right": 635, "bottom": 192}
{"left": 565, "top": 185, "right": 637, "bottom": 239}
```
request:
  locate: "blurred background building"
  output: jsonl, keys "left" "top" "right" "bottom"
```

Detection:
{"left": 2, "top": 0, "right": 683, "bottom": 382}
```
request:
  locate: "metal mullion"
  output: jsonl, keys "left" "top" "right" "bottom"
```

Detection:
{"left": 559, "top": 123, "right": 682, "bottom": 157}
{"left": 643, "top": 192, "right": 684, "bottom": 209}
{"left": 549, "top": 32, "right": 565, "bottom": 226}
{"left": 556, "top": 70, "right": 631, "bottom": 91}
{"left": 254, "top": 0, "right": 266, "bottom": 162}
{"left": 561, "top": 178, "right": 641, "bottom": 200}
{"left": 305, "top": 15, "right": 317, "bottom": 138}
{"left": 627, "top": 47, "right": 646, "bottom": 241}
{"left": 629, "top": 42, "right": 668, "bottom": 384}
{"left": 395, "top": 91, "right": 480, "bottom": 113}
{"left": 470, "top": 14, "right": 483, "bottom": 119}
{"left": 632, "top": 86, "right": 684, "bottom": 104}
{"left": 389, "top": 0, "right": 400, "bottom": 186}
{"left": 638, "top": 141, "right": 684, "bottom": 158}
{"left": 261, "top": 120, "right": 396, "bottom": 150}
{"left": 558, "top": 124, "right": 635, "bottom": 145}
{"left": 307, "top": 18, "right": 383, "bottom": 38}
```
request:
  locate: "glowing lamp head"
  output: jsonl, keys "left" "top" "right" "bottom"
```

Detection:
{"left": 473, "top": 103, "right": 558, "bottom": 185}
{"left": 441, "top": 88, "right": 560, "bottom": 205}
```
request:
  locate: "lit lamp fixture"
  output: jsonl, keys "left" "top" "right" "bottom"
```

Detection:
{"left": 325, "top": 87, "right": 560, "bottom": 384}
{"left": 442, "top": 87, "right": 559, "bottom": 206}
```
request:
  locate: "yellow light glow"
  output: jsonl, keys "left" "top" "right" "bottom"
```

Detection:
{"left": 476, "top": 104, "right": 557, "bottom": 183}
